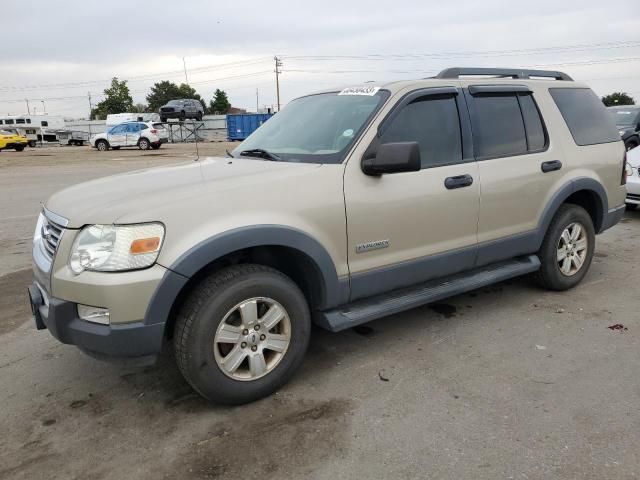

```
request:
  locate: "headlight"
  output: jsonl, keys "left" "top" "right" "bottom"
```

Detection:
{"left": 619, "top": 130, "right": 626, "bottom": 136}
{"left": 626, "top": 162, "right": 634, "bottom": 178}
{"left": 69, "top": 223, "right": 164, "bottom": 274}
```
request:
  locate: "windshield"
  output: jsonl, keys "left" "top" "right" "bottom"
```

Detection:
{"left": 608, "top": 108, "right": 639, "bottom": 127}
{"left": 167, "top": 100, "right": 185, "bottom": 105}
{"left": 232, "top": 90, "right": 389, "bottom": 164}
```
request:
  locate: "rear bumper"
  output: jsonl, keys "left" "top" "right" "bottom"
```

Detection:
{"left": 28, "top": 283, "right": 165, "bottom": 359}
{"left": 600, "top": 204, "right": 626, "bottom": 232}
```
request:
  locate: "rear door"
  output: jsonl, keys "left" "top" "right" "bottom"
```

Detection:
{"left": 464, "top": 84, "right": 560, "bottom": 266}
{"left": 344, "top": 87, "right": 480, "bottom": 300}
{"left": 125, "top": 123, "right": 142, "bottom": 146}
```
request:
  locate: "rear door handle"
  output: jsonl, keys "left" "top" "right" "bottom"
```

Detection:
{"left": 541, "top": 160, "right": 562, "bottom": 173}
{"left": 444, "top": 174, "right": 474, "bottom": 189}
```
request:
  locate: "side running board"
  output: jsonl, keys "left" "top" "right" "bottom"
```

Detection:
{"left": 315, "top": 255, "right": 540, "bottom": 332}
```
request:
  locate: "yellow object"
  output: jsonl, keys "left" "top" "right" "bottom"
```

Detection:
{"left": 0, "top": 130, "right": 29, "bottom": 151}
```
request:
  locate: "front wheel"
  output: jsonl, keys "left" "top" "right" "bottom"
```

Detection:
{"left": 534, "top": 204, "right": 595, "bottom": 290}
{"left": 95, "top": 140, "right": 109, "bottom": 151}
{"left": 174, "top": 264, "right": 311, "bottom": 405}
{"left": 138, "top": 138, "right": 150, "bottom": 150}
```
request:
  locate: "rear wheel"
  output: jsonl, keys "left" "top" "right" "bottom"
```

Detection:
{"left": 15, "top": 145, "right": 25, "bottom": 152}
{"left": 174, "top": 264, "right": 311, "bottom": 405}
{"left": 138, "top": 138, "right": 150, "bottom": 150}
{"left": 534, "top": 204, "right": 595, "bottom": 290}
{"left": 625, "top": 138, "right": 639, "bottom": 151}
{"left": 112, "top": 146, "right": 120, "bottom": 150}
{"left": 151, "top": 144, "right": 161, "bottom": 150}
{"left": 95, "top": 140, "right": 109, "bottom": 151}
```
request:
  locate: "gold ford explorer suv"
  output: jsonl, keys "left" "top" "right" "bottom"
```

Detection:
{"left": 29, "top": 68, "right": 628, "bottom": 405}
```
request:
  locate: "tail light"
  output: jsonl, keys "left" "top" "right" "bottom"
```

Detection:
{"left": 622, "top": 151, "right": 628, "bottom": 185}
{"left": 150, "top": 129, "right": 157, "bottom": 134}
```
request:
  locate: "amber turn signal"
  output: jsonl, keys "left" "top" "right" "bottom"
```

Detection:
{"left": 129, "top": 237, "right": 161, "bottom": 254}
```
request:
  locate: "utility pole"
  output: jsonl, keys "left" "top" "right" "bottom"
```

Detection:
{"left": 256, "top": 88, "right": 259, "bottom": 113}
{"left": 183, "top": 57, "right": 189, "bottom": 85}
{"left": 25, "top": 99, "right": 30, "bottom": 115}
{"left": 41, "top": 100, "right": 46, "bottom": 114}
{"left": 274, "top": 56, "right": 282, "bottom": 112}
{"left": 88, "top": 92, "right": 93, "bottom": 119}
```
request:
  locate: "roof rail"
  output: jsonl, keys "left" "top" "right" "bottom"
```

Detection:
{"left": 435, "top": 67, "right": 573, "bottom": 81}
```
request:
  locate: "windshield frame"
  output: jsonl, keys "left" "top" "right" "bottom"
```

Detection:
{"left": 232, "top": 89, "right": 391, "bottom": 164}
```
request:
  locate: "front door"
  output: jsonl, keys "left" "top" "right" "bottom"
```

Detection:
{"left": 344, "top": 88, "right": 480, "bottom": 301}
{"left": 107, "top": 124, "right": 127, "bottom": 146}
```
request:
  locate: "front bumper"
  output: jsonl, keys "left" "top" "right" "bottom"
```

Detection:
{"left": 1, "top": 141, "right": 27, "bottom": 149}
{"left": 28, "top": 282, "right": 165, "bottom": 359}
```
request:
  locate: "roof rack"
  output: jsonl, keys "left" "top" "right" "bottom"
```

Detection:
{"left": 435, "top": 67, "right": 573, "bottom": 81}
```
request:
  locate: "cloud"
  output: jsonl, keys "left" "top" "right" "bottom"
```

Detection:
{"left": 1, "top": 0, "right": 639, "bottom": 116}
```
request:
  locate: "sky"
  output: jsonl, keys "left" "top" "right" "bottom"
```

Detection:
{"left": 1, "top": 0, "right": 639, "bottom": 118}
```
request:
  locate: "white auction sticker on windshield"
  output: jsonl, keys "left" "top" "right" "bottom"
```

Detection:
{"left": 338, "top": 86, "right": 380, "bottom": 96}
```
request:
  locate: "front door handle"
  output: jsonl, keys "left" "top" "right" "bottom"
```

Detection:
{"left": 541, "top": 160, "right": 562, "bottom": 173}
{"left": 444, "top": 174, "right": 474, "bottom": 190}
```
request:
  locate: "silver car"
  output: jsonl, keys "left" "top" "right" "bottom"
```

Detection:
{"left": 626, "top": 147, "right": 640, "bottom": 208}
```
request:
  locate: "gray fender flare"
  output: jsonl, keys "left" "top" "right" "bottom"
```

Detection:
{"left": 144, "top": 225, "right": 344, "bottom": 327}
{"left": 535, "top": 177, "right": 608, "bottom": 247}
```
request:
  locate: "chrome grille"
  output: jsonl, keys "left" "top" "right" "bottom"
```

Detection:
{"left": 41, "top": 215, "right": 63, "bottom": 259}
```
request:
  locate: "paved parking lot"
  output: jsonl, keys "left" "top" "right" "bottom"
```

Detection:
{"left": 1, "top": 144, "right": 639, "bottom": 479}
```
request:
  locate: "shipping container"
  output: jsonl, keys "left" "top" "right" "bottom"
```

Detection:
{"left": 226, "top": 113, "right": 273, "bottom": 141}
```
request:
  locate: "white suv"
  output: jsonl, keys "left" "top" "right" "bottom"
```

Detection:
{"left": 92, "top": 121, "right": 168, "bottom": 151}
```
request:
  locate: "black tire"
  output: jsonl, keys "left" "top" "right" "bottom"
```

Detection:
{"left": 151, "top": 144, "right": 161, "bottom": 150}
{"left": 160, "top": 117, "right": 167, "bottom": 123}
{"left": 180, "top": 111, "right": 186, "bottom": 121}
{"left": 112, "top": 146, "right": 120, "bottom": 150}
{"left": 28, "top": 141, "right": 36, "bottom": 148}
{"left": 95, "top": 139, "right": 109, "bottom": 151}
{"left": 14, "top": 145, "right": 25, "bottom": 152}
{"left": 174, "top": 264, "right": 311, "bottom": 405}
{"left": 138, "top": 138, "right": 150, "bottom": 150}
{"left": 626, "top": 203, "right": 638, "bottom": 211}
{"left": 534, "top": 204, "right": 595, "bottom": 291}
{"left": 196, "top": 113, "right": 203, "bottom": 121}
{"left": 625, "top": 138, "right": 639, "bottom": 151}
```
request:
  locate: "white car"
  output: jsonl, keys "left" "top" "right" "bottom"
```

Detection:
{"left": 92, "top": 121, "right": 168, "bottom": 151}
{"left": 626, "top": 147, "right": 640, "bottom": 209}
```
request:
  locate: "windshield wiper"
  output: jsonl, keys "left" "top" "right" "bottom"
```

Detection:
{"left": 239, "top": 148, "right": 282, "bottom": 161}
{"left": 225, "top": 149, "right": 234, "bottom": 158}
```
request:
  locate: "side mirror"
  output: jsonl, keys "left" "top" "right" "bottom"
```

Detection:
{"left": 362, "top": 142, "right": 421, "bottom": 176}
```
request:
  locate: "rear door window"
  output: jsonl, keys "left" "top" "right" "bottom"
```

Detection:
{"left": 549, "top": 88, "right": 620, "bottom": 146}
{"left": 519, "top": 94, "right": 547, "bottom": 151}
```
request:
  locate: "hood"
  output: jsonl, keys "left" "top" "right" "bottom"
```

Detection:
{"left": 45, "top": 156, "right": 322, "bottom": 227}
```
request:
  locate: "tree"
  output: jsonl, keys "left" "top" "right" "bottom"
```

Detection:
{"left": 91, "top": 77, "right": 134, "bottom": 119}
{"left": 146, "top": 81, "right": 207, "bottom": 113}
{"left": 146, "top": 81, "right": 182, "bottom": 112}
{"left": 131, "top": 103, "right": 148, "bottom": 113}
{"left": 209, "top": 89, "right": 231, "bottom": 114}
{"left": 602, "top": 92, "right": 635, "bottom": 107}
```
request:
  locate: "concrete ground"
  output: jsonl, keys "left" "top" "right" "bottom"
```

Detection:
{"left": 1, "top": 143, "right": 639, "bottom": 480}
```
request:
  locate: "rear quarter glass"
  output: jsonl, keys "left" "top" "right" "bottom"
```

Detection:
{"left": 549, "top": 88, "right": 620, "bottom": 146}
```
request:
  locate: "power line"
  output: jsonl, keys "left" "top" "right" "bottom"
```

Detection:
{"left": 0, "top": 57, "right": 272, "bottom": 93}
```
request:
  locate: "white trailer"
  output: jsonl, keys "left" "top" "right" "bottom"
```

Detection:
{"left": 106, "top": 112, "right": 160, "bottom": 127}
{"left": 0, "top": 114, "right": 66, "bottom": 145}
